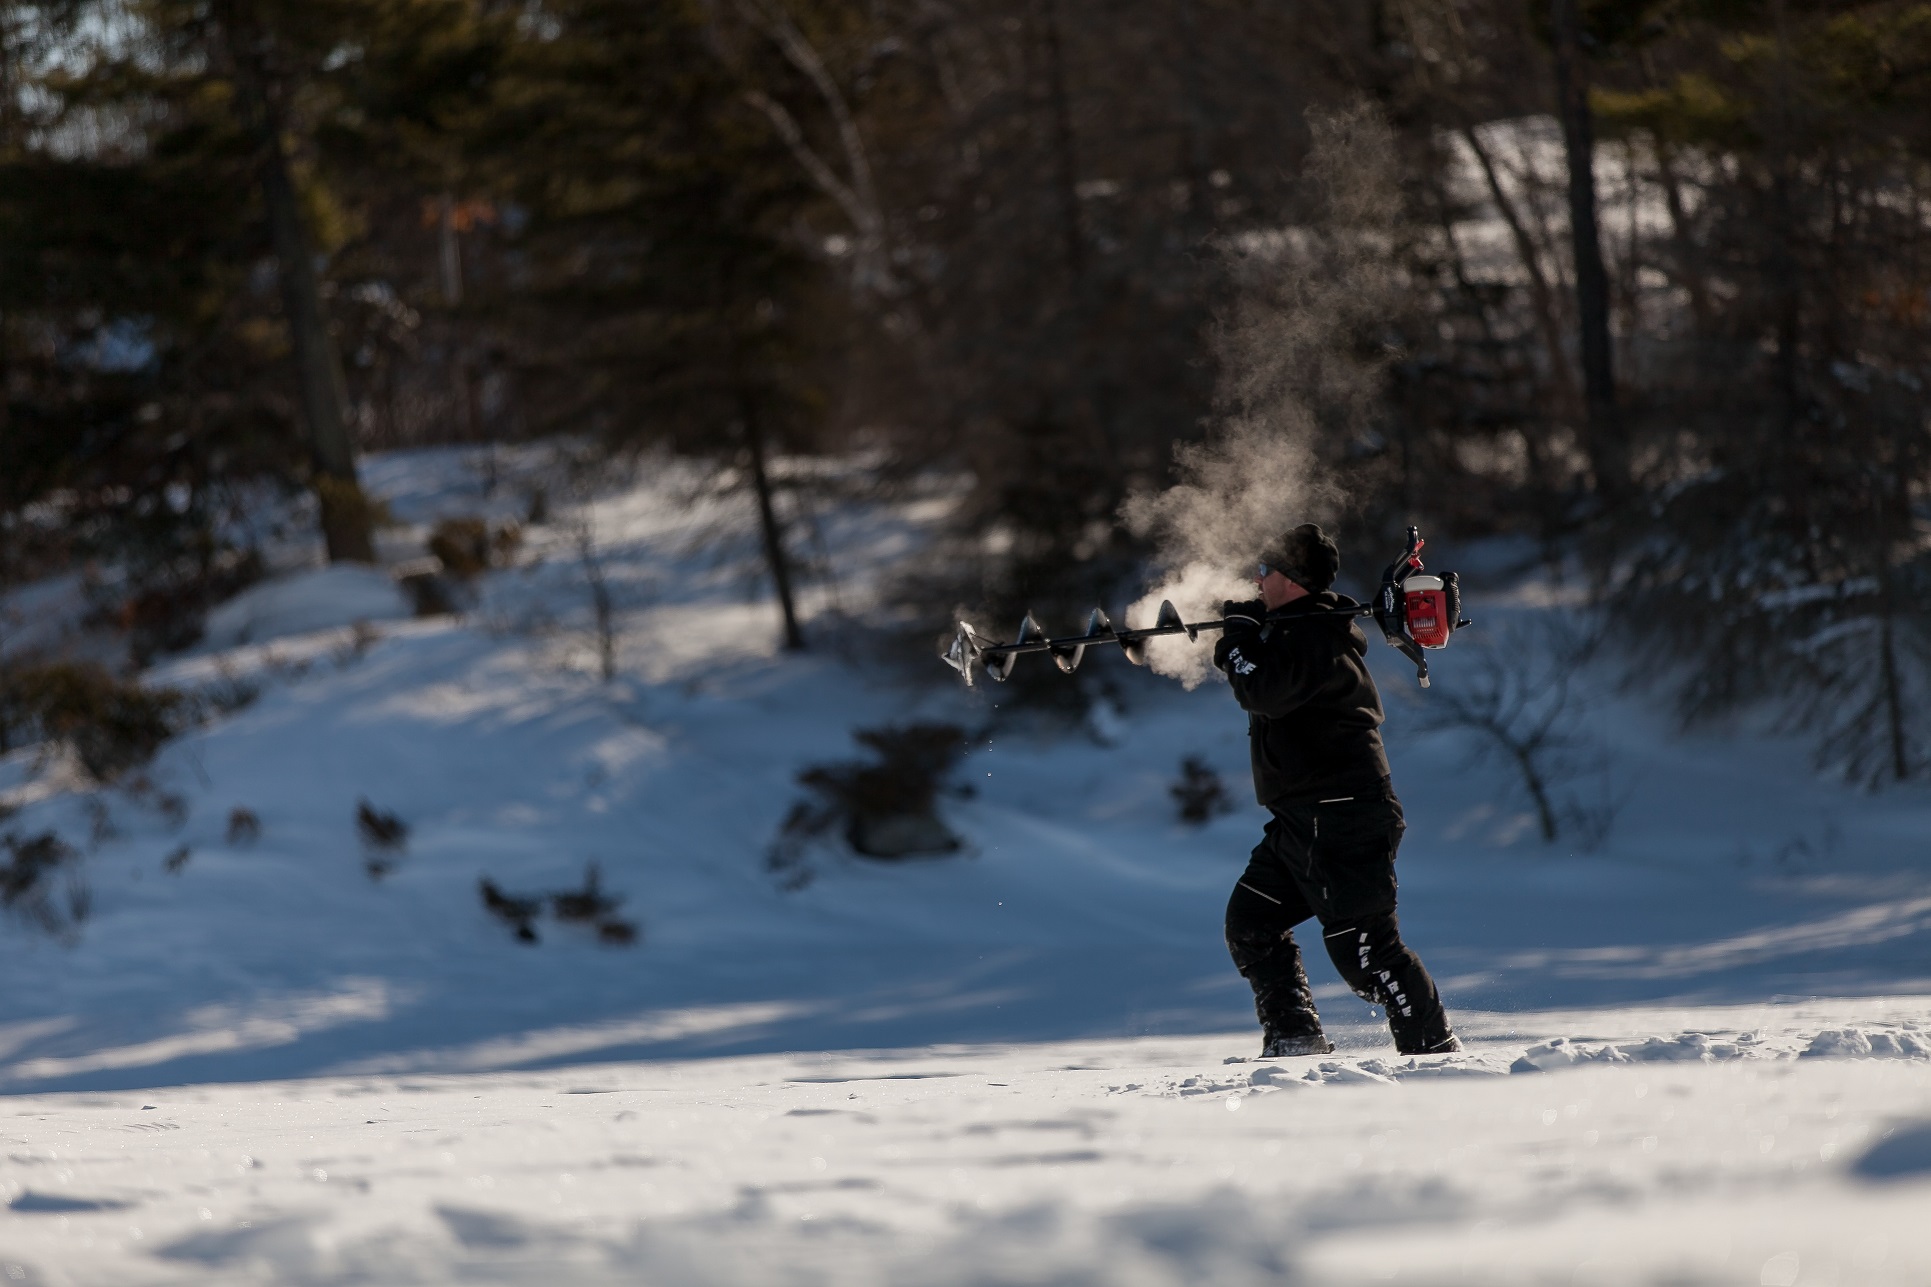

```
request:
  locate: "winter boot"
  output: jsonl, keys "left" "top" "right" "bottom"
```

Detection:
{"left": 1260, "top": 1031, "right": 1335, "bottom": 1058}
{"left": 1406, "top": 1032, "right": 1461, "bottom": 1055}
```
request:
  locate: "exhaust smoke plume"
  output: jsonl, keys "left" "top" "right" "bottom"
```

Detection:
{"left": 1121, "top": 102, "right": 1406, "bottom": 686}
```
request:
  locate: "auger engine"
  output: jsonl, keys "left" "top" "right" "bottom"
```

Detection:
{"left": 1369, "top": 527, "right": 1466, "bottom": 686}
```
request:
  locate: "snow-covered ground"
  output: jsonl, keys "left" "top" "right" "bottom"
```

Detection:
{"left": 5, "top": 1003, "right": 1931, "bottom": 1286}
{"left": 1, "top": 447, "right": 1928, "bottom": 1285}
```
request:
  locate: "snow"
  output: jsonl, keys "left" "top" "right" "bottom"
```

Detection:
{"left": 1, "top": 446, "right": 1930, "bottom": 1284}
{"left": 2, "top": 1011, "right": 1929, "bottom": 1284}
{"left": 196, "top": 566, "right": 415, "bottom": 651}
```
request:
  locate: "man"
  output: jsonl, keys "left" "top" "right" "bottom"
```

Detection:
{"left": 1213, "top": 523, "right": 1458, "bottom": 1058}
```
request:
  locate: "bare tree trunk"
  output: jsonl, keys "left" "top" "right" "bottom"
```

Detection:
{"left": 1427, "top": 170, "right": 1559, "bottom": 536}
{"left": 741, "top": 399, "right": 805, "bottom": 651}
{"left": 732, "top": 0, "right": 895, "bottom": 299}
{"left": 1652, "top": 138, "right": 1713, "bottom": 331}
{"left": 1878, "top": 582, "right": 1909, "bottom": 783}
{"left": 0, "top": 306, "right": 9, "bottom": 454}
{"left": 1550, "top": 0, "right": 1623, "bottom": 501}
{"left": 1768, "top": 0, "right": 1803, "bottom": 445}
{"left": 439, "top": 192, "right": 463, "bottom": 308}
{"left": 439, "top": 195, "right": 476, "bottom": 448}
{"left": 1460, "top": 125, "right": 1582, "bottom": 426}
{"left": 576, "top": 519, "right": 617, "bottom": 684}
{"left": 1510, "top": 739, "right": 1561, "bottom": 842}
{"left": 1618, "top": 142, "right": 1642, "bottom": 338}
{"left": 217, "top": 0, "right": 375, "bottom": 564}
{"left": 0, "top": 15, "right": 16, "bottom": 455}
{"left": 1878, "top": 415, "right": 1913, "bottom": 783}
{"left": 437, "top": 194, "right": 490, "bottom": 491}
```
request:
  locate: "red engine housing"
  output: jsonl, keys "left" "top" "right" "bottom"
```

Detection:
{"left": 1403, "top": 575, "right": 1453, "bottom": 649}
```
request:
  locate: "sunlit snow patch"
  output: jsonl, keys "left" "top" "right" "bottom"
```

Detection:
{"left": 0, "top": 980, "right": 400, "bottom": 1086}
{"left": 335, "top": 1001, "right": 819, "bottom": 1075}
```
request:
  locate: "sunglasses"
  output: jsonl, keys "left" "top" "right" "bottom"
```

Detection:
{"left": 1256, "top": 562, "right": 1275, "bottom": 579}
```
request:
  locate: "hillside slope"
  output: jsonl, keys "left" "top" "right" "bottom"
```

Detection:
{"left": 1, "top": 448, "right": 1928, "bottom": 1095}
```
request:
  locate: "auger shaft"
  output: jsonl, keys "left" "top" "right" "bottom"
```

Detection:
{"left": 943, "top": 601, "right": 1374, "bottom": 687}
{"left": 973, "top": 619, "right": 1217, "bottom": 658}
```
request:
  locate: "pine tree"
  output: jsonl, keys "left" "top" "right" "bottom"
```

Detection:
{"left": 0, "top": 1, "right": 306, "bottom": 628}
{"left": 0, "top": 0, "right": 505, "bottom": 638}
{"left": 1598, "top": 1, "right": 1931, "bottom": 784}
{"left": 468, "top": 0, "right": 829, "bottom": 649}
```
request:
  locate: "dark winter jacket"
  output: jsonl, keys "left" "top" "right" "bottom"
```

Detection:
{"left": 1212, "top": 591, "right": 1392, "bottom": 807}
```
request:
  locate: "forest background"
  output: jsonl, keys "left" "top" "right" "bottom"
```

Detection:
{"left": 2, "top": 0, "right": 1929, "bottom": 788}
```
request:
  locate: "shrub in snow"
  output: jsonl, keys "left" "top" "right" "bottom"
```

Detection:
{"left": 355, "top": 799, "right": 408, "bottom": 879}
{"left": 595, "top": 917, "right": 638, "bottom": 945}
{"left": 770, "top": 724, "right": 968, "bottom": 885}
{"left": 427, "top": 517, "right": 520, "bottom": 580}
{"left": 551, "top": 861, "right": 638, "bottom": 944}
{"left": 0, "top": 661, "right": 189, "bottom": 782}
{"left": 480, "top": 878, "right": 542, "bottom": 943}
{"left": 0, "top": 830, "right": 87, "bottom": 939}
{"left": 1403, "top": 617, "right": 1619, "bottom": 848}
{"left": 226, "top": 807, "right": 262, "bottom": 846}
{"left": 550, "top": 861, "right": 615, "bottom": 921}
{"left": 162, "top": 844, "right": 190, "bottom": 874}
{"left": 123, "top": 774, "right": 188, "bottom": 827}
{"left": 199, "top": 665, "right": 261, "bottom": 717}
{"left": 394, "top": 560, "right": 460, "bottom": 617}
{"left": 1171, "top": 756, "right": 1231, "bottom": 824}
{"left": 81, "top": 798, "right": 117, "bottom": 846}
{"left": 111, "top": 548, "right": 265, "bottom": 663}
{"left": 477, "top": 864, "right": 637, "bottom": 946}
{"left": 332, "top": 621, "right": 383, "bottom": 667}
{"left": 400, "top": 519, "right": 522, "bottom": 620}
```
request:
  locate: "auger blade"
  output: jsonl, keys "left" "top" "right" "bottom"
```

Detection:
{"left": 987, "top": 612, "right": 1042, "bottom": 683}
{"left": 943, "top": 622, "right": 984, "bottom": 687}
{"left": 1152, "top": 599, "right": 1199, "bottom": 641}
{"left": 1049, "top": 608, "right": 1113, "bottom": 674}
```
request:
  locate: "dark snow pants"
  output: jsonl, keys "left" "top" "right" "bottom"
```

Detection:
{"left": 1224, "top": 789, "right": 1454, "bottom": 1055}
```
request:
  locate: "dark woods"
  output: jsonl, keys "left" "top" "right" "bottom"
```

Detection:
{"left": 2, "top": 1, "right": 1929, "bottom": 783}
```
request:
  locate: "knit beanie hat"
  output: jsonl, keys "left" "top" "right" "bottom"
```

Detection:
{"left": 1259, "top": 523, "right": 1340, "bottom": 592}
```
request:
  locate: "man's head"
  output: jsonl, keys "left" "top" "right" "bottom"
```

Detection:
{"left": 1256, "top": 523, "right": 1339, "bottom": 609}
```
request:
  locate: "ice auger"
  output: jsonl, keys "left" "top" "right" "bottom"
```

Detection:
{"left": 942, "top": 526, "right": 1471, "bottom": 689}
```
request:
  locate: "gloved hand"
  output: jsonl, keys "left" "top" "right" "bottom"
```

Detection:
{"left": 1215, "top": 599, "right": 1265, "bottom": 675}
{"left": 1220, "top": 598, "right": 1266, "bottom": 632}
